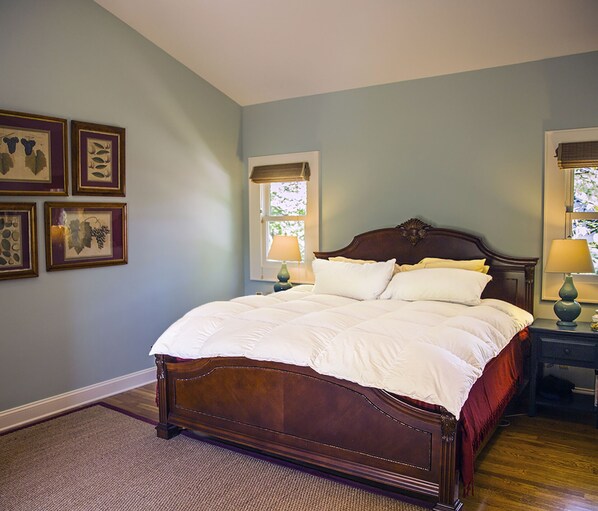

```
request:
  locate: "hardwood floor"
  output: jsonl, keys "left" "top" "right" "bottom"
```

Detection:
{"left": 103, "top": 384, "right": 598, "bottom": 511}
{"left": 103, "top": 383, "right": 159, "bottom": 422}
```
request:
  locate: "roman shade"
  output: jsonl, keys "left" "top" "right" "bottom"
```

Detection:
{"left": 556, "top": 141, "right": 598, "bottom": 169}
{"left": 249, "top": 162, "right": 310, "bottom": 183}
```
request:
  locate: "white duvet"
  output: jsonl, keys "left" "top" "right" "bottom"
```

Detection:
{"left": 149, "top": 286, "right": 533, "bottom": 418}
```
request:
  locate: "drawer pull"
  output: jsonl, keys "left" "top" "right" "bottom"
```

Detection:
{"left": 563, "top": 348, "right": 571, "bottom": 355}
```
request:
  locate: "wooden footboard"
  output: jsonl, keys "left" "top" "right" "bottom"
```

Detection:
{"left": 155, "top": 354, "right": 463, "bottom": 511}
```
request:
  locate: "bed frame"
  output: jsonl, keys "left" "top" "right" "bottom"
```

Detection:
{"left": 154, "top": 218, "right": 537, "bottom": 510}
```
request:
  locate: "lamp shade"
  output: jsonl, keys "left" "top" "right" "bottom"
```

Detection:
{"left": 267, "top": 235, "right": 301, "bottom": 262}
{"left": 545, "top": 239, "right": 594, "bottom": 274}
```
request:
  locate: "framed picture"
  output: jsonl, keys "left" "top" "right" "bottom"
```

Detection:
{"left": 0, "top": 203, "right": 38, "bottom": 280}
{"left": 45, "top": 202, "right": 127, "bottom": 271}
{"left": 0, "top": 110, "right": 67, "bottom": 195}
{"left": 71, "top": 121, "right": 125, "bottom": 196}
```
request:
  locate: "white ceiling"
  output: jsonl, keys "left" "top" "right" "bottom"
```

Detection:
{"left": 95, "top": 0, "right": 598, "bottom": 106}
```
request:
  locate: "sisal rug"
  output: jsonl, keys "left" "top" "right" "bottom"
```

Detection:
{"left": 0, "top": 405, "right": 430, "bottom": 511}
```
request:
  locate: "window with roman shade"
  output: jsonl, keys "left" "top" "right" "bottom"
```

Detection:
{"left": 248, "top": 152, "right": 320, "bottom": 285}
{"left": 543, "top": 130, "right": 598, "bottom": 304}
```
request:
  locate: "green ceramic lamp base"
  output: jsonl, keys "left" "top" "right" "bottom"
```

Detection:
{"left": 553, "top": 275, "right": 582, "bottom": 327}
{"left": 273, "top": 262, "right": 292, "bottom": 293}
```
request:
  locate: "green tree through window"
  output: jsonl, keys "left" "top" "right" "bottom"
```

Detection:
{"left": 571, "top": 167, "right": 598, "bottom": 272}
{"left": 266, "top": 181, "right": 307, "bottom": 260}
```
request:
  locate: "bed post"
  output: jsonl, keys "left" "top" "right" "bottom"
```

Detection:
{"left": 155, "top": 355, "right": 182, "bottom": 440}
{"left": 524, "top": 264, "right": 536, "bottom": 314}
{"left": 434, "top": 413, "right": 463, "bottom": 511}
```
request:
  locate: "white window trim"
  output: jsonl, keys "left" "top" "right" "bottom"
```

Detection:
{"left": 543, "top": 128, "right": 598, "bottom": 303}
{"left": 249, "top": 151, "right": 320, "bottom": 284}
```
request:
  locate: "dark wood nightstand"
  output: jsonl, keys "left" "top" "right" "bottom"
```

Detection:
{"left": 528, "top": 319, "right": 598, "bottom": 427}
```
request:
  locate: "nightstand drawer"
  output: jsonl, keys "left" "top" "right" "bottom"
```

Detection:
{"left": 540, "top": 337, "right": 597, "bottom": 364}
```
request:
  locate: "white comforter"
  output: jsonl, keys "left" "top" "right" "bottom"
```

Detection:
{"left": 149, "top": 286, "right": 533, "bottom": 418}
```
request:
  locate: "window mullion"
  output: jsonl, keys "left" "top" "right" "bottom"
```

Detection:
{"left": 565, "top": 168, "right": 574, "bottom": 238}
{"left": 262, "top": 215, "right": 305, "bottom": 222}
{"left": 564, "top": 168, "right": 574, "bottom": 212}
{"left": 261, "top": 183, "right": 271, "bottom": 217}
{"left": 569, "top": 212, "right": 598, "bottom": 220}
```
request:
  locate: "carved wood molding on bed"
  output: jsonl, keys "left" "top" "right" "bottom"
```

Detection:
{"left": 154, "top": 218, "right": 538, "bottom": 511}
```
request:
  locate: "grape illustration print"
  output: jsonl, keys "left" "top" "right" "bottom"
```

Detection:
{"left": 62, "top": 210, "right": 113, "bottom": 259}
{"left": 45, "top": 202, "right": 127, "bottom": 271}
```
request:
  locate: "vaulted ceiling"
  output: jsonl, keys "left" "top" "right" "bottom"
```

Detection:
{"left": 95, "top": 0, "right": 598, "bottom": 106}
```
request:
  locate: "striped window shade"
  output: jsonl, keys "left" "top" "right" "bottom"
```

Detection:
{"left": 249, "top": 162, "right": 310, "bottom": 183}
{"left": 556, "top": 141, "right": 598, "bottom": 169}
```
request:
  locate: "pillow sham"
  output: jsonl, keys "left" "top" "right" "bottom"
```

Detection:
{"left": 312, "top": 258, "right": 396, "bottom": 300}
{"left": 398, "top": 257, "right": 489, "bottom": 274}
{"left": 379, "top": 267, "right": 492, "bottom": 305}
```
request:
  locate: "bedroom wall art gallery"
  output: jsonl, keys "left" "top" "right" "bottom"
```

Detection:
{"left": 0, "top": 0, "right": 244, "bottom": 415}
{"left": 0, "top": 109, "right": 127, "bottom": 280}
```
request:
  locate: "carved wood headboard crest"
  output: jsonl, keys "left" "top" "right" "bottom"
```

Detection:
{"left": 397, "top": 218, "right": 431, "bottom": 246}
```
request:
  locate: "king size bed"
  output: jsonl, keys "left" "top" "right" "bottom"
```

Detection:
{"left": 151, "top": 218, "right": 537, "bottom": 511}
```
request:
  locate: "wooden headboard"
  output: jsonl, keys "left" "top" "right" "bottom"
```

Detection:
{"left": 314, "top": 218, "right": 538, "bottom": 314}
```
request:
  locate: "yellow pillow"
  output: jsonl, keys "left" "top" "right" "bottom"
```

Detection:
{"left": 399, "top": 258, "right": 489, "bottom": 274}
{"left": 396, "top": 262, "right": 428, "bottom": 272}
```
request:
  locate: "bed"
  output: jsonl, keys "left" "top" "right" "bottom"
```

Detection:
{"left": 152, "top": 218, "right": 537, "bottom": 511}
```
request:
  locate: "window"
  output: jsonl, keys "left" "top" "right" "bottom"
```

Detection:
{"left": 543, "top": 129, "right": 598, "bottom": 303}
{"left": 248, "top": 151, "right": 319, "bottom": 283}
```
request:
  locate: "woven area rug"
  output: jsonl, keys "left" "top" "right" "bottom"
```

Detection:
{"left": 0, "top": 405, "right": 430, "bottom": 511}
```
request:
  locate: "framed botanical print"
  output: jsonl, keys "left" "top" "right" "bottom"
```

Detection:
{"left": 0, "top": 110, "right": 68, "bottom": 195}
{"left": 71, "top": 121, "right": 125, "bottom": 196}
{"left": 0, "top": 203, "right": 38, "bottom": 280}
{"left": 45, "top": 202, "right": 127, "bottom": 271}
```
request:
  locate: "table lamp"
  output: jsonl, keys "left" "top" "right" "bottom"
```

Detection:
{"left": 267, "top": 235, "right": 301, "bottom": 292}
{"left": 545, "top": 238, "right": 595, "bottom": 327}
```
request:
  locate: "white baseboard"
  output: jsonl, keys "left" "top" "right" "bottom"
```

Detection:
{"left": 0, "top": 367, "right": 156, "bottom": 433}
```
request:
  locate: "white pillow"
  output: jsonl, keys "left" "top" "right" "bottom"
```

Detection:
{"left": 312, "top": 258, "right": 396, "bottom": 300}
{"left": 379, "top": 268, "right": 492, "bottom": 305}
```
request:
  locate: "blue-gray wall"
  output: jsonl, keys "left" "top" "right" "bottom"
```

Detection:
{"left": 0, "top": 0, "right": 243, "bottom": 410}
{"left": 242, "top": 51, "right": 598, "bottom": 323}
{"left": 3, "top": 0, "right": 598, "bottom": 410}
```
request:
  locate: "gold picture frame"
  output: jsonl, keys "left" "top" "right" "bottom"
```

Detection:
{"left": 71, "top": 121, "right": 126, "bottom": 196}
{"left": 45, "top": 202, "right": 127, "bottom": 271}
{"left": 0, "top": 202, "right": 38, "bottom": 280}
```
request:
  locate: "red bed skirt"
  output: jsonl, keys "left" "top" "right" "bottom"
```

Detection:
{"left": 459, "top": 328, "right": 529, "bottom": 494}
{"left": 401, "top": 328, "right": 530, "bottom": 495}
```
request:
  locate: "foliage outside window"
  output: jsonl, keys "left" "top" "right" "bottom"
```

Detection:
{"left": 265, "top": 181, "right": 307, "bottom": 261}
{"left": 570, "top": 167, "right": 598, "bottom": 272}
